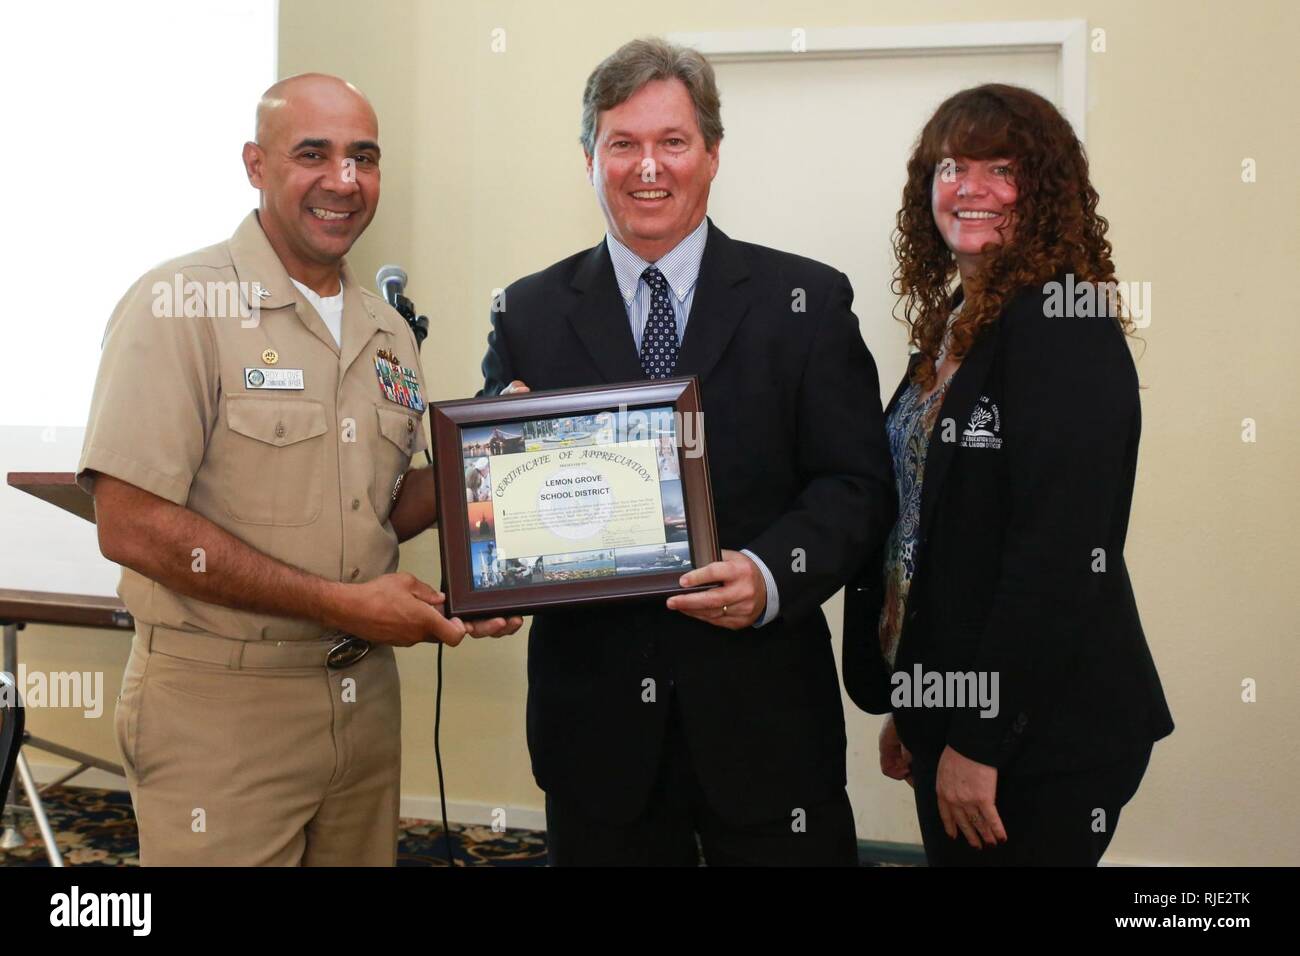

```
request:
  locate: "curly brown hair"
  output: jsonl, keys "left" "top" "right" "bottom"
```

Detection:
{"left": 893, "top": 84, "right": 1125, "bottom": 389}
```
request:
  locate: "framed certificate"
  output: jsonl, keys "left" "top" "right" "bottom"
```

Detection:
{"left": 430, "top": 376, "right": 719, "bottom": 618}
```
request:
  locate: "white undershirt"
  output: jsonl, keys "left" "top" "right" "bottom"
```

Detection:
{"left": 291, "top": 277, "right": 344, "bottom": 347}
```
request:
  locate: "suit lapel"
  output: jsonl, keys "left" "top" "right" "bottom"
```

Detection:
{"left": 916, "top": 325, "right": 998, "bottom": 539}
{"left": 675, "top": 221, "right": 750, "bottom": 382}
{"left": 567, "top": 241, "right": 644, "bottom": 384}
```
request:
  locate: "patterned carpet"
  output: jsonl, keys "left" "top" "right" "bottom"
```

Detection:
{"left": 0, "top": 785, "right": 918, "bottom": 866}
{"left": 0, "top": 785, "right": 546, "bottom": 867}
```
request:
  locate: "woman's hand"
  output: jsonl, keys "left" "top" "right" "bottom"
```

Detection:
{"left": 879, "top": 714, "right": 914, "bottom": 787}
{"left": 935, "top": 745, "right": 1008, "bottom": 849}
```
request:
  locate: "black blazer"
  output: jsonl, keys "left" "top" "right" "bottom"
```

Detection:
{"left": 480, "top": 221, "right": 893, "bottom": 824}
{"left": 842, "top": 280, "right": 1174, "bottom": 775}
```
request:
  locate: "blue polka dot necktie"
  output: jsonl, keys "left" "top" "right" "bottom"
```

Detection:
{"left": 639, "top": 265, "right": 680, "bottom": 379}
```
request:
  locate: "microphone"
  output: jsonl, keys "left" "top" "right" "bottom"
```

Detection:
{"left": 375, "top": 264, "right": 428, "bottom": 348}
{"left": 376, "top": 264, "right": 408, "bottom": 308}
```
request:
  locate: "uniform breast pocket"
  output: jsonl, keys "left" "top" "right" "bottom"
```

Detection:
{"left": 371, "top": 404, "right": 427, "bottom": 520}
{"left": 221, "top": 397, "right": 328, "bottom": 526}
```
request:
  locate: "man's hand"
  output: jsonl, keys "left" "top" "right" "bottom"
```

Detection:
{"left": 665, "top": 548, "right": 766, "bottom": 629}
{"left": 501, "top": 380, "right": 530, "bottom": 395}
{"left": 324, "top": 572, "right": 467, "bottom": 647}
{"left": 879, "top": 714, "right": 914, "bottom": 788}
{"left": 935, "top": 745, "right": 1008, "bottom": 849}
{"left": 463, "top": 615, "right": 526, "bottom": 639}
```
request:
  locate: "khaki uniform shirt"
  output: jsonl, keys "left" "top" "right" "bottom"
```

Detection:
{"left": 77, "top": 211, "right": 428, "bottom": 642}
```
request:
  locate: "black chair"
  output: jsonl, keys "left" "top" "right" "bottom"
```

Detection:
{"left": 0, "top": 671, "right": 23, "bottom": 817}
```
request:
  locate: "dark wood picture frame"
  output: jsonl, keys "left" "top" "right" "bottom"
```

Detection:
{"left": 430, "top": 376, "right": 719, "bottom": 618}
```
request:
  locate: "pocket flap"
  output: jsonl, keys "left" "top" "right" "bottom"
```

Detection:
{"left": 376, "top": 405, "right": 427, "bottom": 455}
{"left": 227, "top": 398, "right": 327, "bottom": 447}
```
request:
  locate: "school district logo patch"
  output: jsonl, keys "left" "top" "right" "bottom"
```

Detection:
{"left": 960, "top": 396, "right": 1002, "bottom": 449}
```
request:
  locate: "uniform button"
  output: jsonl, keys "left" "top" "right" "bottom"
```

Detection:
{"left": 274, "top": 422, "right": 286, "bottom": 439}
{"left": 406, "top": 418, "right": 415, "bottom": 433}
{"left": 351, "top": 498, "right": 361, "bottom": 511}
{"left": 349, "top": 567, "right": 360, "bottom": 580}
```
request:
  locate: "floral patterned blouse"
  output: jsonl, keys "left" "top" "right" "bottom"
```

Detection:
{"left": 877, "top": 371, "right": 953, "bottom": 668}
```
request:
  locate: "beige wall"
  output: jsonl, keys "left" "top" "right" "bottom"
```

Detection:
{"left": 20, "top": 0, "right": 1298, "bottom": 865}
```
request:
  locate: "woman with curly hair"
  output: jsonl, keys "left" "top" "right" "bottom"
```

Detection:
{"left": 842, "top": 84, "right": 1173, "bottom": 865}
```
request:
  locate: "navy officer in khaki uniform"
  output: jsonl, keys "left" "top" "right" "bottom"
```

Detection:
{"left": 78, "top": 74, "right": 521, "bottom": 866}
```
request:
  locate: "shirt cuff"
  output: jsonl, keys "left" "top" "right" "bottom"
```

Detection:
{"left": 740, "top": 548, "right": 780, "bottom": 628}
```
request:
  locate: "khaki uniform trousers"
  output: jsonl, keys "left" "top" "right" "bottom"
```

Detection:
{"left": 115, "top": 624, "right": 401, "bottom": 866}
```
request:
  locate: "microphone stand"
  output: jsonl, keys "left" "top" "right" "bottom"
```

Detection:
{"left": 390, "top": 291, "right": 455, "bottom": 868}
{"left": 390, "top": 292, "right": 429, "bottom": 351}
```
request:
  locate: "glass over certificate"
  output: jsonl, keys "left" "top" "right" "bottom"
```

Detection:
{"left": 430, "top": 377, "right": 719, "bottom": 617}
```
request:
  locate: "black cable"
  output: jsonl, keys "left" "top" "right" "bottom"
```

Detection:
{"left": 436, "top": 641, "right": 452, "bottom": 866}
{"left": 402, "top": 294, "right": 452, "bottom": 868}
{"left": 422, "top": 440, "right": 452, "bottom": 867}
{"left": 421, "top": 403, "right": 453, "bottom": 868}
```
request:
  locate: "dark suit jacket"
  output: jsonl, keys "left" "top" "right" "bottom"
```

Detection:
{"left": 842, "top": 280, "right": 1174, "bottom": 776}
{"left": 480, "top": 221, "right": 893, "bottom": 824}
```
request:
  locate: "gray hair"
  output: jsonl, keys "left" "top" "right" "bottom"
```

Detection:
{"left": 580, "top": 37, "right": 724, "bottom": 155}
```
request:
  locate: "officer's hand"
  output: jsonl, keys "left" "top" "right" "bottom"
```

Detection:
{"left": 501, "top": 380, "right": 530, "bottom": 395}
{"left": 463, "top": 615, "right": 525, "bottom": 639}
{"left": 336, "top": 572, "right": 467, "bottom": 647}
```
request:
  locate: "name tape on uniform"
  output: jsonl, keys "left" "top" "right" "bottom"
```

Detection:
{"left": 244, "top": 367, "right": 305, "bottom": 390}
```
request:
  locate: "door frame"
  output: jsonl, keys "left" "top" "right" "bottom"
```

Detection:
{"left": 669, "top": 20, "right": 1089, "bottom": 140}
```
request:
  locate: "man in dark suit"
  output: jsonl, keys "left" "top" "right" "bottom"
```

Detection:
{"left": 479, "top": 38, "right": 893, "bottom": 865}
